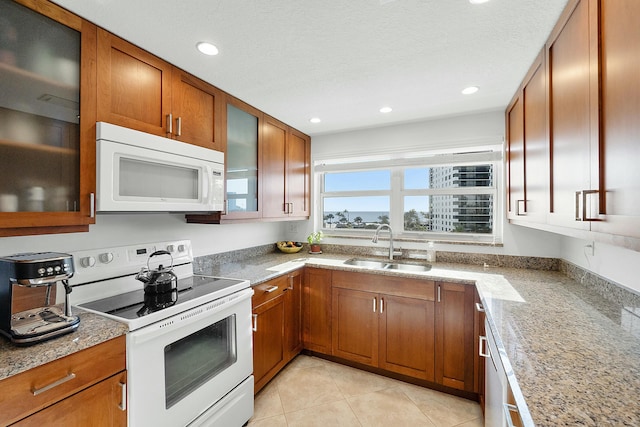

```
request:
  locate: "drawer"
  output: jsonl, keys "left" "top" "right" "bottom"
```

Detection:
{"left": 0, "top": 335, "right": 126, "bottom": 426}
{"left": 252, "top": 274, "right": 289, "bottom": 307}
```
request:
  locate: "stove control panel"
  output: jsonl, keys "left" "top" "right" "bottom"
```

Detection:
{"left": 68, "top": 240, "right": 193, "bottom": 286}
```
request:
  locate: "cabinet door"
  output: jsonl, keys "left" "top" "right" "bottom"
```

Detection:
{"left": 506, "top": 96, "right": 525, "bottom": 219}
{"left": 252, "top": 294, "right": 285, "bottom": 392}
{"left": 331, "top": 287, "right": 378, "bottom": 367}
{"left": 12, "top": 372, "right": 127, "bottom": 427}
{"left": 171, "top": 68, "right": 223, "bottom": 151}
{"left": 303, "top": 267, "right": 332, "bottom": 354}
{"left": 284, "top": 269, "right": 303, "bottom": 361}
{"left": 286, "top": 128, "right": 311, "bottom": 218}
{"left": 97, "top": 29, "right": 172, "bottom": 137}
{"left": 223, "top": 97, "right": 262, "bottom": 220}
{"left": 521, "top": 53, "right": 548, "bottom": 223}
{"left": 262, "top": 116, "right": 288, "bottom": 218}
{"left": 547, "top": 0, "right": 598, "bottom": 229}
{"left": 0, "top": 0, "right": 96, "bottom": 237}
{"left": 593, "top": 0, "right": 640, "bottom": 238}
{"left": 435, "top": 282, "right": 476, "bottom": 391}
{"left": 379, "top": 294, "right": 434, "bottom": 381}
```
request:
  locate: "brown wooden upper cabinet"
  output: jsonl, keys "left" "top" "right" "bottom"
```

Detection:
{"left": 96, "top": 29, "right": 224, "bottom": 152}
{"left": 0, "top": 0, "right": 97, "bottom": 237}
{"left": 592, "top": 0, "right": 640, "bottom": 239}
{"left": 507, "top": 0, "right": 640, "bottom": 245}
{"left": 506, "top": 51, "right": 548, "bottom": 224}
{"left": 547, "top": 0, "right": 599, "bottom": 230}
{"left": 263, "top": 115, "right": 311, "bottom": 219}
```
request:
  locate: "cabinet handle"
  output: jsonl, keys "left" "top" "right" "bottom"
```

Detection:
{"left": 32, "top": 372, "right": 76, "bottom": 396}
{"left": 475, "top": 302, "right": 485, "bottom": 313}
{"left": 516, "top": 199, "right": 526, "bottom": 216}
{"left": 118, "top": 382, "right": 127, "bottom": 411}
{"left": 287, "top": 275, "right": 294, "bottom": 291}
{"left": 437, "top": 285, "right": 441, "bottom": 303}
{"left": 582, "top": 189, "right": 601, "bottom": 222}
{"left": 265, "top": 285, "right": 279, "bottom": 293}
{"left": 289, "top": 202, "right": 294, "bottom": 214}
{"left": 373, "top": 297, "right": 377, "bottom": 313}
{"left": 380, "top": 298, "right": 384, "bottom": 314}
{"left": 176, "top": 116, "right": 182, "bottom": 137}
{"left": 252, "top": 313, "right": 258, "bottom": 332}
{"left": 503, "top": 403, "right": 520, "bottom": 427}
{"left": 89, "top": 192, "right": 95, "bottom": 218}
{"left": 479, "top": 336, "right": 490, "bottom": 358}
{"left": 166, "top": 113, "right": 173, "bottom": 136}
{"left": 575, "top": 191, "right": 582, "bottom": 221}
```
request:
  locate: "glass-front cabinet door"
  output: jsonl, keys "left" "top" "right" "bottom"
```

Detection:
{"left": 0, "top": 0, "right": 96, "bottom": 236}
{"left": 223, "top": 97, "right": 262, "bottom": 220}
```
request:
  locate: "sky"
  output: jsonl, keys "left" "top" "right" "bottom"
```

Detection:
{"left": 324, "top": 169, "right": 430, "bottom": 212}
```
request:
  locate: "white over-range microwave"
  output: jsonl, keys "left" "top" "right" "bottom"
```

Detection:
{"left": 96, "top": 122, "right": 224, "bottom": 213}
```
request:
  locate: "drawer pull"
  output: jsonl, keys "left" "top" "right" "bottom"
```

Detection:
{"left": 265, "top": 285, "right": 279, "bottom": 293}
{"left": 252, "top": 313, "right": 258, "bottom": 332}
{"left": 119, "top": 382, "right": 127, "bottom": 411}
{"left": 479, "top": 336, "right": 490, "bottom": 358}
{"left": 475, "top": 302, "right": 485, "bottom": 313}
{"left": 504, "top": 403, "right": 519, "bottom": 427}
{"left": 32, "top": 372, "right": 76, "bottom": 396}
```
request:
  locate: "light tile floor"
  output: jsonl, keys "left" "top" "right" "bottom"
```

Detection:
{"left": 248, "top": 355, "right": 484, "bottom": 427}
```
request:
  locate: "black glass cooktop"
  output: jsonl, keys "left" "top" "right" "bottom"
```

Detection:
{"left": 78, "top": 275, "right": 245, "bottom": 320}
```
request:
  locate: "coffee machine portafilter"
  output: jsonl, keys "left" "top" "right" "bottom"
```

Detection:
{"left": 0, "top": 252, "right": 80, "bottom": 345}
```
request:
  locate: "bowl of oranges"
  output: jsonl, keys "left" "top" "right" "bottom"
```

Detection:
{"left": 277, "top": 241, "right": 304, "bottom": 253}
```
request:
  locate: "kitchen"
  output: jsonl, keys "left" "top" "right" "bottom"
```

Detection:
{"left": 1, "top": 0, "right": 640, "bottom": 426}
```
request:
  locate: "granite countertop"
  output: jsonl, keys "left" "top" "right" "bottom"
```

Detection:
{"left": 0, "top": 309, "right": 128, "bottom": 381}
{"left": 198, "top": 251, "right": 640, "bottom": 426}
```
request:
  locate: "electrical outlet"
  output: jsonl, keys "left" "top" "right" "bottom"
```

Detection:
{"left": 288, "top": 222, "right": 298, "bottom": 233}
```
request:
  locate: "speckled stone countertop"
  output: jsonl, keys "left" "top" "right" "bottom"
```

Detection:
{"left": 197, "top": 250, "right": 640, "bottom": 426}
{"left": 0, "top": 308, "right": 128, "bottom": 381}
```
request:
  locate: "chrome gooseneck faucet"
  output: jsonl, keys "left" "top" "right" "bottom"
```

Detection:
{"left": 372, "top": 224, "right": 396, "bottom": 260}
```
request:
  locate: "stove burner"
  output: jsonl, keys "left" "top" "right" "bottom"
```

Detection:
{"left": 137, "top": 289, "right": 179, "bottom": 317}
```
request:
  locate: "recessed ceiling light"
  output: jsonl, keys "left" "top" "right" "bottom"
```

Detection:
{"left": 462, "top": 86, "right": 479, "bottom": 95}
{"left": 196, "top": 42, "right": 219, "bottom": 56}
{"left": 309, "top": 117, "right": 321, "bottom": 124}
{"left": 469, "top": 0, "right": 490, "bottom": 4}
{"left": 379, "top": 107, "right": 393, "bottom": 113}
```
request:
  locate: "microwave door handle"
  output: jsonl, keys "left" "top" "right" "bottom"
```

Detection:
{"left": 202, "top": 166, "right": 210, "bottom": 200}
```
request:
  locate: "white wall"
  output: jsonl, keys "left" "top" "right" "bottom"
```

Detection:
{"left": 560, "top": 235, "right": 640, "bottom": 294}
{"left": 305, "top": 110, "right": 563, "bottom": 259}
{"left": 0, "top": 213, "right": 287, "bottom": 257}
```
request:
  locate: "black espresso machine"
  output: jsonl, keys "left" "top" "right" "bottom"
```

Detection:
{"left": 0, "top": 252, "right": 80, "bottom": 345}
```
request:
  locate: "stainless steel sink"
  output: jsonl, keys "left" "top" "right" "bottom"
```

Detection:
{"left": 343, "top": 258, "right": 431, "bottom": 272}
{"left": 343, "top": 258, "right": 389, "bottom": 269}
{"left": 385, "top": 262, "right": 431, "bottom": 272}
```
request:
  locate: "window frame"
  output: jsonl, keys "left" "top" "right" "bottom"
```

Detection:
{"left": 314, "top": 150, "right": 503, "bottom": 244}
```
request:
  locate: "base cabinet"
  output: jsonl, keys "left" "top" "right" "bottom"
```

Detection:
{"left": 12, "top": 372, "right": 127, "bottom": 427}
{"left": 252, "top": 270, "right": 303, "bottom": 393}
{"left": 0, "top": 336, "right": 126, "bottom": 426}
{"left": 435, "top": 281, "right": 477, "bottom": 392}
{"left": 303, "top": 267, "right": 332, "bottom": 354}
{"left": 331, "top": 271, "right": 442, "bottom": 382}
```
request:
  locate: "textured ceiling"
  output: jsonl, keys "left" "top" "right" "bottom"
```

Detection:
{"left": 52, "top": 0, "right": 569, "bottom": 136}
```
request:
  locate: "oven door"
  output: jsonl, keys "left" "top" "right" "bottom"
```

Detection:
{"left": 126, "top": 288, "right": 253, "bottom": 427}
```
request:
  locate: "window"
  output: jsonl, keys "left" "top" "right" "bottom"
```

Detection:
{"left": 316, "top": 150, "right": 501, "bottom": 243}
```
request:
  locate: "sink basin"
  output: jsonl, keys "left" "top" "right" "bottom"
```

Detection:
{"left": 343, "top": 258, "right": 389, "bottom": 269}
{"left": 385, "top": 262, "right": 431, "bottom": 272}
{"left": 343, "top": 258, "right": 431, "bottom": 272}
